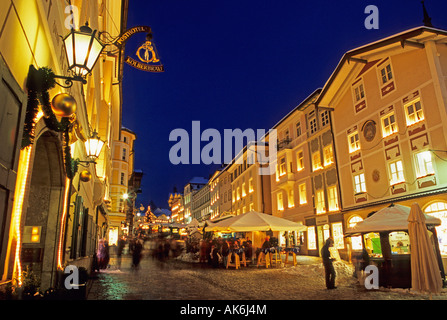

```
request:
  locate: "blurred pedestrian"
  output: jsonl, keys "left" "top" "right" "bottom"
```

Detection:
{"left": 131, "top": 238, "right": 143, "bottom": 270}
{"left": 97, "top": 239, "right": 110, "bottom": 270}
{"left": 221, "top": 239, "right": 230, "bottom": 267}
{"left": 117, "top": 237, "right": 126, "bottom": 269}
{"left": 199, "top": 239, "right": 207, "bottom": 263}
{"left": 321, "top": 237, "right": 336, "bottom": 289}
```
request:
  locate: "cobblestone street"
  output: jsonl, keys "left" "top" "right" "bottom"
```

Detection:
{"left": 87, "top": 249, "right": 447, "bottom": 301}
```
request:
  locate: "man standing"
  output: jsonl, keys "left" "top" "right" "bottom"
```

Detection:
{"left": 321, "top": 237, "right": 336, "bottom": 289}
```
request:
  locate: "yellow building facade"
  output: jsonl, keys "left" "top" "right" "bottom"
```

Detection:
{"left": 0, "top": 0, "right": 128, "bottom": 291}
{"left": 318, "top": 27, "right": 447, "bottom": 261}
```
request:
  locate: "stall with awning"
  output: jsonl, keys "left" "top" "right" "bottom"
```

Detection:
{"left": 204, "top": 211, "right": 307, "bottom": 233}
{"left": 345, "top": 203, "right": 444, "bottom": 288}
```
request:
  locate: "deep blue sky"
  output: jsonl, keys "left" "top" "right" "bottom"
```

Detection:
{"left": 121, "top": 0, "right": 447, "bottom": 210}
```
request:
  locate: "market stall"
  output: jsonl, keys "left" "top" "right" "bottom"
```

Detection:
{"left": 345, "top": 204, "right": 444, "bottom": 288}
{"left": 204, "top": 211, "right": 307, "bottom": 266}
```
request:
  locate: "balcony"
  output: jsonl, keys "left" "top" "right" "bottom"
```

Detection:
{"left": 277, "top": 138, "right": 292, "bottom": 151}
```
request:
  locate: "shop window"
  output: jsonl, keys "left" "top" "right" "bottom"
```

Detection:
{"left": 425, "top": 202, "right": 447, "bottom": 255}
{"left": 364, "top": 233, "right": 382, "bottom": 258}
{"left": 348, "top": 131, "right": 360, "bottom": 153}
{"left": 307, "top": 226, "right": 317, "bottom": 250}
{"left": 381, "top": 113, "right": 398, "bottom": 138}
{"left": 405, "top": 99, "right": 424, "bottom": 126}
{"left": 415, "top": 151, "right": 435, "bottom": 178}
{"left": 332, "top": 222, "right": 345, "bottom": 249}
{"left": 389, "top": 231, "right": 410, "bottom": 255}
{"left": 348, "top": 216, "right": 364, "bottom": 250}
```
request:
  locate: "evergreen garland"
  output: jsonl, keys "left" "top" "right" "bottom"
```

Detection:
{"left": 23, "top": 66, "right": 78, "bottom": 178}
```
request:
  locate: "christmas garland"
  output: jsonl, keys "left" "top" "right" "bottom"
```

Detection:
{"left": 23, "top": 66, "right": 77, "bottom": 178}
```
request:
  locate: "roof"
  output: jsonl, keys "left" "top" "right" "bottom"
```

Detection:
{"left": 317, "top": 26, "right": 447, "bottom": 107}
{"left": 188, "top": 177, "right": 209, "bottom": 185}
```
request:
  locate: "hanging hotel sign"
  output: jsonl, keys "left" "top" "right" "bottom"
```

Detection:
{"left": 114, "top": 26, "right": 164, "bottom": 73}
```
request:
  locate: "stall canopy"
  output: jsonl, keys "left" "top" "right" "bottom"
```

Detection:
{"left": 204, "top": 211, "right": 307, "bottom": 232}
{"left": 345, "top": 204, "right": 441, "bottom": 236}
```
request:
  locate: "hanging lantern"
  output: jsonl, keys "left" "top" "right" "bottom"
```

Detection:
{"left": 79, "top": 170, "right": 92, "bottom": 182}
{"left": 63, "top": 22, "right": 105, "bottom": 78}
{"left": 51, "top": 93, "right": 77, "bottom": 117}
{"left": 84, "top": 130, "right": 105, "bottom": 159}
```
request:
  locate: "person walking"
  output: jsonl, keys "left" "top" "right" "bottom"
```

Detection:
{"left": 321, "top": 237, "right": 336, "bottom": 289}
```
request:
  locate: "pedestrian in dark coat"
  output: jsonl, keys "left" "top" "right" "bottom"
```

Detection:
{"left": 321, "top": 237, "right": 336, "bottom": 289}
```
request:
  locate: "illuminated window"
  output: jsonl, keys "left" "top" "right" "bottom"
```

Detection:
{"left": 316, "top": 189, "right": 325, "bottom": 214}
{"left": 348, "top": 216, "right": 364, "bottom": 250}
{"left": 279, "top": 157, "right": 286, "bottom": 176}
{"left": 353, "top": 83, "right": 365, "bottom": 102}
{"left": 248, "top": 178, "right": 254, "bottom": 193}
{"left": 242, "top": 182, "right": 246, "bottom": 197}
{"left": 389, "top": 160, "right": 405, "bottom": 185}
{"left": 415, "top": 151, "right": 435, "bottom": 177}
{"left": 354, "top": 173, "right": 366, "bottom": 194}
{"left": 321, "top": 110, "right": 330, "bottom": 127}
{"left": 242, "top": 206, "right": 246, "bottom": 214}
{"left": 312, "top": 151, "right": 322, "bottom": 171}
{"left": 232, "top": 190, "right": 235, "bottom": 203}
{"left": 307, "top": 226, "right": 317, "bottom": 250}
{"left": 327, "top": 186, "right": 339, "bottom": 212}
{"left": 405, "top": 99, "right": 424, "bottom": 126}
{"left": 382, "top": 113, "right": 397, "bottom": 137}
{"left": 237, "top": 187, "right": 240, "bottom": 200}
{"left": 389, "top": 231, "right": 411, "bottom": 255}
{"left": 297, "top": 151, "right": 304, "bottom": 171}
{"left": 348, "top": 132, "right": 360, "bottom": 153}
{"left": 299, "top": 183, "right": 307, "bottom": 204}
{"left": 425, "top": 202, "right": 447, "bottom": 255}
{"left": 277, "top": 192, "right": 284, "bottom": 211}
{"left": 296, "top": 121, "right": 302, "bottom": 137}
{"left": 249, "top": 203, "right": 254, "bottom": 211}
{"left": 288, "top": 189, "right": 295, "bottom": 208}
{"left": 332, "top": 222, "right": 344, "bottom": 249}
{"left": 323, "top": 145, "right": 334, "bottom": 167}
{"left": 380, "top": 63, "right": 393, "bottom": 85}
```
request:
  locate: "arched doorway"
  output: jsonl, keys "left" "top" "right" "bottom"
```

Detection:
{"left": 21, "top": 131, "right": 65, "bottom": 290}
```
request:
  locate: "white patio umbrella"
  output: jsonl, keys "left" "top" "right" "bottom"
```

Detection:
{"left": 204, "top": 211, "right": 307, "bottom": 232}
{"left": 408, "top": 202, "right": 443, "bottom": 295}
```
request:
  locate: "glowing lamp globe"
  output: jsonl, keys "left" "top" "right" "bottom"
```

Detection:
{"left": 84, "top": 130, "right": 105, "bottom": 159}
{"left": 63, "top": 22, "right": 105, "bottom": 78}
{"left": 51, "top": 93, "right": 77, "bottom": 117}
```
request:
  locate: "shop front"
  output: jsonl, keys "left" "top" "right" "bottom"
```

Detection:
{"left": 305, "top": 213, "right": 344, "bottom": 258}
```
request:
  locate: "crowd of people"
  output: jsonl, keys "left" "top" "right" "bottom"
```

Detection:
{"left": 196, "top": 237, "right": 254, "bottom": 268}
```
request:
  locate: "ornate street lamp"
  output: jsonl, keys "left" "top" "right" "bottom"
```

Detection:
{"left": 83, "top": 130, "right": 105, "bottom": 161}
{"left": 55, "top": 22, "right": 105, "bottom": 87}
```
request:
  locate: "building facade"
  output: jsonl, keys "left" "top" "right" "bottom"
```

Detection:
{"left": 209, "top": 168, "right": 232, "bottom": 220}
{"left": 0, "top": 0, "right": 128, "bottom": 291}
{"left": 192, "top": 183, "right": 211, "bottom": 222}
{"left": 317, "top": 26, "right": 447, "bottom": 261}
{"left": 109, "top": 127, "right": 137, "bottom": 240}
{"left": 183, "top": 177, "right": 208, "bottom": 224}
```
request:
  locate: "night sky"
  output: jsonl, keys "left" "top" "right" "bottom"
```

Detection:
{"left": 120, "top": 0, "right": 447, "bottom": 210}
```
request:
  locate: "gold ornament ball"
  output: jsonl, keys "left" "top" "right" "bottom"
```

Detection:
{"left": 51, "top": 93, "right": 77, "bottom": 117}
{"left": 79, "top": 170, "right": 92, "bottom": 182}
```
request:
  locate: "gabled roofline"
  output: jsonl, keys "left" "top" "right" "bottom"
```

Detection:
{"left": 316, "top": 26, "right": 447, "bottom": 107}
